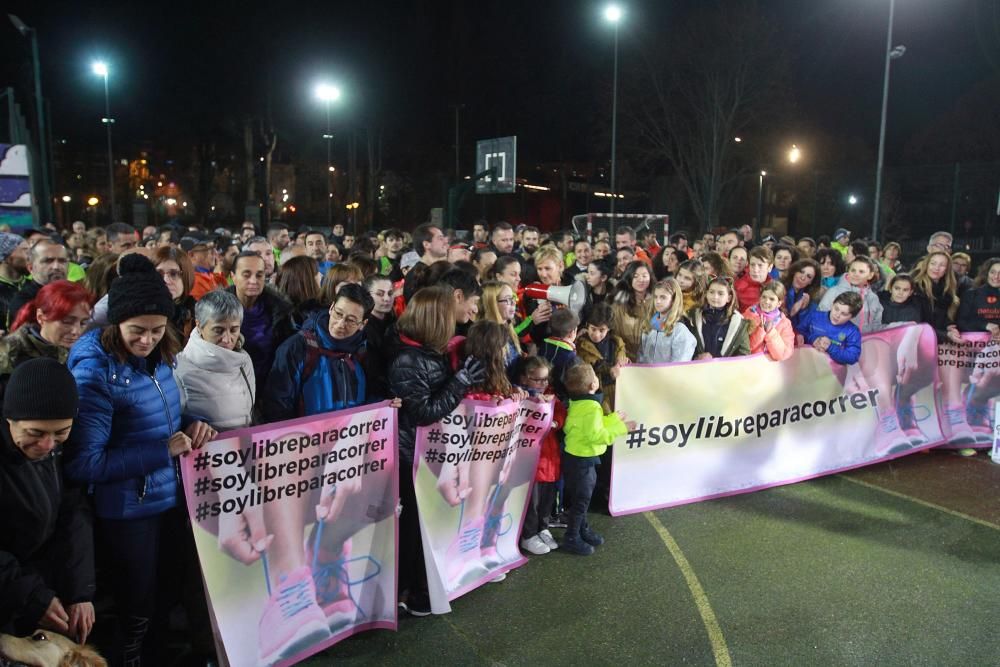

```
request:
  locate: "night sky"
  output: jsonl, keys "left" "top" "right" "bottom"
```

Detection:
{"left": 4, "top": 0, "right": 997, "bottom": 175}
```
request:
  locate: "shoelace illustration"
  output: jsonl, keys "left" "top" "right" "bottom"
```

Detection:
{"left": 311, "top": 520, "right": 382, "bottom": 619}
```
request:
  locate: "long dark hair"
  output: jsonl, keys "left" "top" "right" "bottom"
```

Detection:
{"left": 614, "top": 260, "right": 653, "bottom": 309}
{"left": 781, "top": 258, "right": 823, "bottom": 303}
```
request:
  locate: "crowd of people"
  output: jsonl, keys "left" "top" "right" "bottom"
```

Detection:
{"left": 0, "top": 215, "right": 997, "bottom": 666}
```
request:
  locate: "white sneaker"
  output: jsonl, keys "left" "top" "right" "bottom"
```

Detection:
{"left": 519, "top": 534, "right": 551, "bottom": 555}
{"left": 489, "top": 572, "right": 507, "bottom": 583}
{"left": 538, "top": 529, "right": 559, "bottom": 550}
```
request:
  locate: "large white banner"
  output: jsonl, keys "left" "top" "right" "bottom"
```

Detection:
{"left": 610, "top": 324, "right": 945, "bottom": 515}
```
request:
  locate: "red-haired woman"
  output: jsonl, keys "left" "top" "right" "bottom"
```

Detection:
{"left": 0, "top": 280, "right": 93, "bottom": 397}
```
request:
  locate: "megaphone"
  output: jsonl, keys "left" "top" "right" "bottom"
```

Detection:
{"left": 523, "top": 282, "right": 587, "bottom": 315}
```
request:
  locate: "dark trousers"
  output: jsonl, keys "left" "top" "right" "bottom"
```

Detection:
{"left": 521, "top": 481, "right": 556, "bottom": 538}
{"left": 98, "top": 507, "right": 211, "bottom": 667}
{"left": 397, "top": 459, "right": 428, "bottom": 601}
{"left": 562, "top": 453, "right": 598, "bottom": 539}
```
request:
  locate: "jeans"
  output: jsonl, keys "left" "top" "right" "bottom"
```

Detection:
{"left": 521, "top": 481, "right": 557, "bottom": 538}
{"left": 562, "top": 453, "right": 599, "bottom": 540}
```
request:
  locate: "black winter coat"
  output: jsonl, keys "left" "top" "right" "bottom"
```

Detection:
{"left": 0, "top": 423, "right": 95, "bottom": 634}
{"left": 387, "top": 337, "right": 467, "bottom": 465}
{"left": 878, "top": 291, "right": 922, "bottom": 326}
{"left": 957, "top": 285, "right": 1000, "bottom": 332}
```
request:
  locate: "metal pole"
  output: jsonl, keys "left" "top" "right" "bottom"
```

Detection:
{"left": 872, "top": 0, "right": 896, "bottom": 242}
{"left": 103, "top": 74, "right": 115, "bottom": 222}
{"left": 454, "top": 105, "right": 461, "bottom": 181}
{"left": 755, "top": 172, "right": 765, "bottom": 239}
{"left": 609, "top": 22, "right": 619, "bottom": 218}
{"left": 27, "top": 27, "right": 52, "bottom": 224}
{"left": 325, "top": 100, "right": 332, "bottom": 227}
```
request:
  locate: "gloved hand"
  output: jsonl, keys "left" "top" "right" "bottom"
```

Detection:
{"left": 455, "top": 356, "right": 487, "bottom": 387}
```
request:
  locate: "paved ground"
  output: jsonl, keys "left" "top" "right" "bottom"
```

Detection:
{"left": 306, "top": 450, "right": 1000, "bottom": 666}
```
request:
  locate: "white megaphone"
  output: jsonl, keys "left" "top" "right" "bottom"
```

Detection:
{"left": 523, "top": 282, "right": 587, "bottom": 315}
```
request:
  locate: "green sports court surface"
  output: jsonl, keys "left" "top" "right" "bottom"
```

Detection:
{"left": 305, "top": 451, "right": 999, "bottom": 666}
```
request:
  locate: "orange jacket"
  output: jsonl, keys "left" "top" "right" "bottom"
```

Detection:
{"left": 744, "top": 307, "right": 795, "bottom": 361}
{"left": 190, "top": 271, "right": 230, "bottom": 300}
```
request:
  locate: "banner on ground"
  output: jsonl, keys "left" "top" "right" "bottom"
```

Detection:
{"left": 181, "top": 402, "right": 398, "bottom": 667}
{"left": 611, "top": 323, "right": 944, "bottom": 515}
{"left": 936, "top": 332, "right": 997, "bottom": 449}
{"left": 414, "top": 397, "right": 553, "bottom": 613}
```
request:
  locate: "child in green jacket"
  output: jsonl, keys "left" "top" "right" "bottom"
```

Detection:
{"left": 561, "top": 362, "right": 634, "bottom": 555}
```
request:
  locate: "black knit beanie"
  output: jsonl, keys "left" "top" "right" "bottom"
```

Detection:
{"left": 3, "top": 358, "right": 79, "bottom": 421}
{"left": 107, "top": 254, "right": 175, "bottom": 324}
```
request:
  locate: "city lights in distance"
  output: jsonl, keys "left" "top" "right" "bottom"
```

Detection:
{"left": 166, "top": 198, "right": 177, "bottom": 206}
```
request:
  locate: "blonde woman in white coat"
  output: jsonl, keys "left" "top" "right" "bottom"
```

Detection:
{"left": 175, "top": 290, "right": 256, "bottom": 430}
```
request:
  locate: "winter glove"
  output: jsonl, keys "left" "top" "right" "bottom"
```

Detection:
{"left": 455, "top": 357, "right": 487, "bottom": 387}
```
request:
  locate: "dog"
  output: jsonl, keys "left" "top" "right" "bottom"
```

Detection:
{"left": 0, "top": 630, "right": 106, "bottom": 667}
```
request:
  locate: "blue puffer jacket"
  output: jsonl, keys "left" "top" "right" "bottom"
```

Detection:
{"left": 261, "top": 313, "right": 370, "bottom": 424}
{"left": 797, "top": 308, "right": 862, "bottom": 365}
{"left": 64, "top": 329, "right": 182, "bottom": 520}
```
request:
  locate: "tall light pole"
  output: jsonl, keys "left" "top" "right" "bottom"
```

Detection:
{"left": 872, "top": 0, "right": 905, "bottom": 241}
{"left": 755, "top": 170, "right": 767, "bottom": 238}
{"left": 315, "top": 82, "right": 341, "bottom": 227}
{"left": 604, "top": 4, "right": 623, "bottom": 219}
{"left": 9, "top": 14, "right": 51, "bottom": 224}
{"left": 92, "top": 61, "right": 115, "bottom": 221}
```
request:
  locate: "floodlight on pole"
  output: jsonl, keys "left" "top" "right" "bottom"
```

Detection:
{"left": 603, "top": 5, "right": 623, "bottom": 219}
{"left": 92, "top": 60, "right": 115, "bottom": 221}
{"left": 314, "top": 82, "right": 342, "bottom": 226}
{"left": 872, "top": 0, "right": 904, "bottom": 242}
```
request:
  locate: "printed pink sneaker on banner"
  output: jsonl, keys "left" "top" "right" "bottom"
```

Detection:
{"left": 445, "top": 517, "right": 486, "bottom": 586}
{"left": 944, "top": 405, "right": 977, "bottom": 446}
{"left": 965, "top": 402, "right": 993, "bottom": 443}
{"left": 258, "top": 566, "right": 331, "bottom": 665}
{"left": 874, "top": 412, "right": 911, "bottom": 456}
{"left": 311, "top": 539, "right": 356, "bottom": 629}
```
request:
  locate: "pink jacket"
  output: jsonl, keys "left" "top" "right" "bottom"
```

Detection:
{"left": 743, "top": 307, "right": 795, "bottom": 361}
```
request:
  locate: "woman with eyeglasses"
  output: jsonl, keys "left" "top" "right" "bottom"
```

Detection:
{"left": 478, "top": 280, "right": 522, "bottom": 370}
{"left": 151, "top": 246, "right": 197, "bottom": 344}
{"left": 263, "top": 283, "right": 380, "bottom": 422}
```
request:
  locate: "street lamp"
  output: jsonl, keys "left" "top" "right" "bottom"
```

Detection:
{"left": 872, "top": 0, "right": 905, "bottom": 241}
{"left": 92, "top": 60, "right": 115, "bottom": 221}
{"left": 788, "top": 145, "right": 801, "bottom": 164}
{"left": 603, "top": 4, "right": 623, "bottom": 218}
{"left": 755, "top": 170, "right": 767, "bottom": 237}
{"left": 314, "top": 82, "right": 341, "bottom": 227}
{"left": 10, "top": 14, "right": 53, "bottom": 224}
{"left": 848, "top": 194, "right": 859, "bottom": 206}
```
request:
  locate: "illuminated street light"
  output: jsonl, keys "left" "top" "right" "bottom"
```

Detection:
{"left": 848, "top": 194, "right": 859, "bottom": 206}
{"left": 91, "top": 60, "right": 115, "bottom": 220}
{"left": 315, "top": 81, "right": 343, "bottom": 225}
{"left": 788, "top": 145, "right": 801, "bottom": 164}
{"left": 61, "top": 195, "right": 71, "bottom": 203}
{"left": 87, "top": 196, "right": 99, "bottom": 207}
{"left": 603, "top": 5, "right": 623, "bottom": 218}
{"left": 873, "top": 0, "right": 905, "bottom": 241}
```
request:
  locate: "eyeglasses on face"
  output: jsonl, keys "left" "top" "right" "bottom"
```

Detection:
{"left": 330, "top": 308, "right": 362, "bottom": 328}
